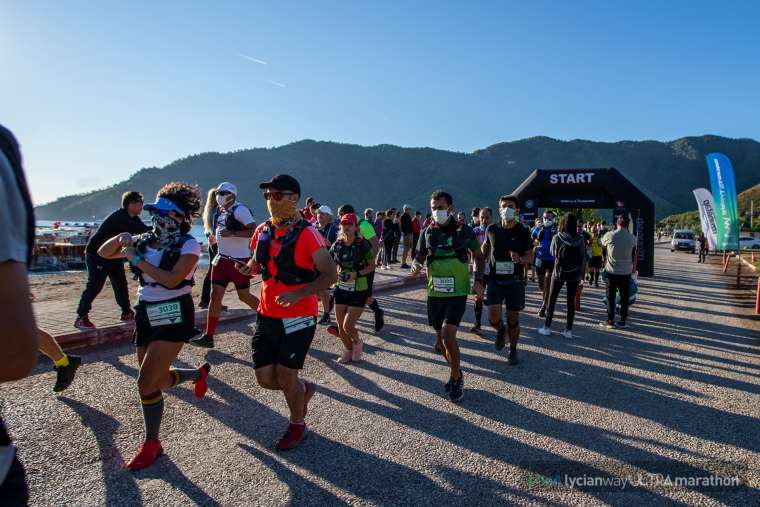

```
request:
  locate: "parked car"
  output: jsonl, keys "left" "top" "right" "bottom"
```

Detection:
{"left": 671, "top": 230, "right": 696, "bottom": 253}
{"left": 739, "top": 236, "right": 760, "bottom": 250}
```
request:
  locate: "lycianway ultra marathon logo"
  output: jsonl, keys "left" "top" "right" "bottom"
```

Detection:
{"left": 522, "top": 462, "right": 746, "bottom": 492}
{"left": 712, "top": 156, "right": 733, "bottom": 230}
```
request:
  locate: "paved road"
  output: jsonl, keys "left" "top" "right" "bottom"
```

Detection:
{"left": 2, "top": 245, "right": 759, "bottom": 505}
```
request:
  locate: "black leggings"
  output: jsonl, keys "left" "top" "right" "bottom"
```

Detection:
{"left": 383, "top": 237, "right": 394, "bottom": 265}
{"left": 545, "top": 277, "right": 580, "bottom": 330}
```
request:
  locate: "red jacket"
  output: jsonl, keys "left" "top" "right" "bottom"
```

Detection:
{"left": 412, "top": 216, "right": 421, "bottom": 234}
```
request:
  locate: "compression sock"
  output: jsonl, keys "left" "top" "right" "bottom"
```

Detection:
{"left": 474, "top": 300, "right": 483, "bottom": 326}
{"left": 168, "top": 365, "right": 206, "bottom": 387}
{"left": 204, "top": 316, "right": 219, "bottom": 337}
{"left": 368, "top": 300, "right": 381, "bottom": 313}
{"left": 140, "top": 391, "right": 164, "bottom": 441}
{"left": 53, "top": 354, "right": 70, "bottom": 368}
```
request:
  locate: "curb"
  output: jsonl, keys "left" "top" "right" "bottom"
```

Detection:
{"left": 57, "top": 273, "right": 426, "bottom": 351}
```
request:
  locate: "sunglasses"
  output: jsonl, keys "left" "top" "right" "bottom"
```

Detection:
{"left": 217, "top": 191, "right": 233, "bottom": 196}
{"left": 263, "top": 191, "right": 296, "bottom": 201}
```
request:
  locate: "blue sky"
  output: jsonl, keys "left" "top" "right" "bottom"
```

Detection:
{"left": 2, "top": 0, "right": 758, "bottom": 204}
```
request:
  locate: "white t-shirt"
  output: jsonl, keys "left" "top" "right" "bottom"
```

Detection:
{"left": 0, "top": 151, "right": 29, "bottom": 264}
{"left": 137, "top": 238, "right": 201, "bottom": 302}
{"left": 215, "top": 203, "right": 255, "bottom": 258}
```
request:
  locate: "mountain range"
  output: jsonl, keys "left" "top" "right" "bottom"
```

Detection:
{"left": 34, "top": 135, "right": 760, "bottom": 222}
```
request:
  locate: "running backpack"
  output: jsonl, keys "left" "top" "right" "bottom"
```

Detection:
{"left": 555, "top": 238, "right": 583, "bottom": 281}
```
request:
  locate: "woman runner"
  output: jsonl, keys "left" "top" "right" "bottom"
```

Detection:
{"left": 98, "top": 182, "right": 210, "bottom": 471}
{"left": 327, "top": 213, "right": 376, "bottom": 363}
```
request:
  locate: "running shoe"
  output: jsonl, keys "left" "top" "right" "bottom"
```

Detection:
{"left": 193, "top": 363, "right": 211, "bottom": 399}
{"left": 470, "top": 325, "right": 482, "bottom": 335}
{"left": 537, "top": 326, "right": 551, "bottom": 336}
{"left": 326, "top": 325, "right": 340, "bottom": 338}
{"left": 53, "top": 355, "right": 81, "bottom": 392}
{"left": 303, "top": 381, "right": 316, "bottom": 416}
{"left": 600, "top": 321, "right": 615, "bottom": 330}
{"left": 444, "top": 377, "right": 452, "bottom": 393}
{"left": 275, "top": 423, "right": 307, "bottom": 451}
{"left": 351, "top": 341, "right": 363, "bottom": 362}
{"left": 373, "top": 308, "right": 385, "bottom": 332}
{"left": 189, "top": 334, "right": 215, "bottom": 348}
{"left": 127, "top": 439, "right": 163, "bottom": 471}
{"left": 562, "top": 329, "right": 573, "bottom": 339}
{"left": 400, "top": 263, "right": 411, "bottom": 269}
{"left": 74, "top": 316, "right": 95, "bottom": 330}
{"left": 507, "top": 349, "right": 519, "bottom": 365}
{"left": 495, "top": 324, "right": 507, "bottom": 350}
{"left": 337, "top": 350, "right": 352, "bottom": 363}
{"left": 616, "top": 321, "right": 626, "bottom": 328}
{"left": 120, "top": 311, "right": 135, "bottom": 322}
{"left": 449, "top": 372, "right": 464, "bottom": 402}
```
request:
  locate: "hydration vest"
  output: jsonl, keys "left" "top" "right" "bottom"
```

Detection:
{"left": 214, "top": 203, "right": 249, "bottom": 232}
{"left": 254, "top": 219, "right": 318, "bottom": 286}
{"left": 423, "top": 222, "right": 470, "bottom": 265}
{"left": 330, "top": 238, "right": 368, "bottom": 272}
{"left": 131, "top": 233, "right": 196, "bottom": 289}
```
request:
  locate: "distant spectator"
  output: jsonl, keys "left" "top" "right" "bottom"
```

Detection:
{"left": 400, "top": 204, "right": 414, "bottom": 268}
{"left": 301, "top": 196, "right": 315, "bottom": 222}
{"left": 317, "top": 205, "right": 338, "bottom": 246}
{"left": 423, "top": 212, "right": 432, "bottom": 228}
{"left": 381, "top": 209, "right": 395, "bottom": 269}
{"left": 471, "top": 207, "right": 481, "bottom": 228}
{"left": 390, "top": 208, "right": 401, "bottom": 263}
{"left": 411, "top": 211, "right": 422, "bottom": 258}
{"left": 601, "top": 215, "right": 637, "bottom": 329}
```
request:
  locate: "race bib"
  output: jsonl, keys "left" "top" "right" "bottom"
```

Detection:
{"left": 338, "top": 279, "right": 356, "bottom": 292}
{"left": 146, "top": 301, "right": 183, "bottom": 327}
{"left": 432, "top": 276, "right": 456, "bottom": 293}
{"left": 495, "top": 261, "right": 515, "bottom": 275}
{"left": 283, "top": 316, "right": 317, "bottom": 335}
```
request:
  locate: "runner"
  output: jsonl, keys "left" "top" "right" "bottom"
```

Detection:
{"left": 326, "top": 213, "right": 375, "bottom": 363}
{"left": 532, "top": 210, "right": 558, "bottom": 317}
{"left": 191, "top": 182, "right": 258, "bottom": 348}
{"left": 470, "top": 207, "right": 492, "bottom": 335}
{"left": 588, "top": 224, "right": 604, "bottom": 287}
{"left": 98, "top": 182, "right": 211, "bottom": 471}
{"left": 408, "top": 190, "right": 484, "bottom": 402}
{"left": 337, "top": 204, "right": 385, "bottom": 332}
{"left": 37, "top": 329, "right": 81, "bottom": 392}
{"left": 237, "top": 174, "right": 337, "bottom": 450}
{"left": 481, "top": 195, "right": 534, "bottom": 364}
{"left": 316, "top": 205, "right": 338, "bottom": 324}
{"left": 538, "top": 213, "right": 586, "bottom": 339}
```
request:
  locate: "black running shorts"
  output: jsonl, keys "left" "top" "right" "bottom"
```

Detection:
{"left": 427, "top": 296, "right": 467, "bottom": 331}
{"left": 133, "top": 294, "right": 195, "bottom": 348}
{"left": 251, "top": 313, "right": 317, "bottom": 370}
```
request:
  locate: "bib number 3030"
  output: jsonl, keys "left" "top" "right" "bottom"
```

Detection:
{"left": 146, "top": 301, "right": 183, "bottom": 327}
{"left": 432, "top": 276, "right": 456, "bottom": 293}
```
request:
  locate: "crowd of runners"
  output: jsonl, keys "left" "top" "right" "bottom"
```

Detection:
{"left": 0, "top": 125, "right": 641, "bottom": 502}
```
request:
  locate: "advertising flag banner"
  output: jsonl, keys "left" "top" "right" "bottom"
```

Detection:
{"left": 692, "top": 188, "right": 718, "bottom": 250}
{"left": 705, "top": 153, "right": 740, "bottom": 251}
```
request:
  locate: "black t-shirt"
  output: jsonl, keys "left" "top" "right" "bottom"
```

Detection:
{"left": 382, "top": 218, "right": 394, "bottom": 241}
{"left": 400, "top": 213, "right": 413, "bottom": 234}
{"left": 484, "top": 222, "right": 533, "bottom": 281}
{"left": 86, "top": 208, "right": 151, "bottom": 254}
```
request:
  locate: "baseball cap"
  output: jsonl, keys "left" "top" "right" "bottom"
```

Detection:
{"left": 259, "top": 174, "right": 301, "bottom": 195}
{"left": 403, "top": 204, "right": 412, "bottom": 210}
{"left": 144, "top": 197, "right": 185, "bottom": 215}
{"left": 216, "top": 182, "right": 238, "bottom": 195}
{"left": 318, "top": 205, "right": 333, "bottom": 216}
{"left": 339, "top": 213, "right": 357, "bottom": 225}
{"left": 337, "top": 204, "right": 354, "bottom": 215}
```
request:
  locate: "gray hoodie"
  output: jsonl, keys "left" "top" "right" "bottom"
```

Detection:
{"left": 550, "top": 232, "right": 587, "bottom": 281}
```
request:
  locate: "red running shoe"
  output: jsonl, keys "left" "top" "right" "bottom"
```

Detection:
{"left": 303, "top": 381, "right": 316, "bottom": 417}
{"left": 193, "top": 363, "right": 211, "bottom": 399}
{"left": 275, "top": 422, "right": 307, "bottom": 451}
{"left": 74, "top": 316, "right": 96, "bottom": 330}
{"left": 326, "top": 325, "right": 340, "bottom": 338}
{"left": 126, "top": 439, "right": 163, "bottom": 471}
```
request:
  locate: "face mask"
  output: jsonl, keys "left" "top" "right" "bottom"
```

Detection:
{"left": 543, "top": 219, "right": 554, "bottom": 227}
{"left": 151, "top": 213, "right": 181, "bottom": 247}
{"left": 500, "top": 207, "right": 516, "bottom": 220}
{"left": 267, "top": 198, "right": 298, "bottom": 227}
{"left": 216, "top": 194, "right": 234, "bottom": 207}
{"left": 432, "top": 209, "right": 450, "bottom": 225}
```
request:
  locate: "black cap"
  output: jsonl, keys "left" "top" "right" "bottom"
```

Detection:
{"left": 337, "top": 204, "right": 354, "bottom": 215}
{"left": 259, "top": 174, "right": 301, "bottom": 195}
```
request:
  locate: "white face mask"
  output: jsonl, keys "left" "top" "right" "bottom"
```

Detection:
{"left": 543, "top": 218, "right": 554, "bottom": 227}
{"left": 432, "top": 209, "right": 450, "bottom": 225}
{"left": 500, "top": 207, "right": 516, "bottom": 220}
{"left": 216, "top": 194, "right": 234, "bottom": 207}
